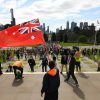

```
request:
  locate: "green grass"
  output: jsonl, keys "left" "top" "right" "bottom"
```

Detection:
{"left": 89, "top": 65, "right": 97, "bottom": 68}
{"left": 83, "top": 61, "right": 92, "bottom": 64}
{"left": 60, "top": 42, "right": 93, "bottom": 47}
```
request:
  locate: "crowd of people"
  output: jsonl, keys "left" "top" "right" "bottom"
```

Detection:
{"left": 0, "top": 43, "right": 100, "bottom": 100}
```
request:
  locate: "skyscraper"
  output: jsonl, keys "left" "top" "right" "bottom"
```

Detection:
{"left": 43, "top": 23, "right": 45, "bottom": 33}
{"left": 60, "top": 26, "right": 62, "bottom": 30}
{"left": 46, "top": 26, "right": 49, "bottom": 34}
{"left": 66, "top": 21, "right": 69, "bottom": 29}
{"left": 10, "top": 8, "right": 16, "bottom": 26}
{"left": 80, "top": 22, "right": 83, "bottom": 30}
{"left": 71, "top": 21, "right": 77, "bottom": 31}
{"left": 83, "top": 22, "right": 88, "bottom": 29}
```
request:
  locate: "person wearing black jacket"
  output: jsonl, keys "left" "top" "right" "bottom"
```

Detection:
{"left": 0, "top": 61, "right": 3, "bottom": 75}
{"left": 41, "top": 61, "right": 60, "bottom": 100}
{"left": 41, "top": 56, "right": 48, "bottom": 72}
{"left": 64, "top": 52, "right": 79, "bottom": 86}
{"left": 28, "top": 56, "right": 36, "bottom": 72}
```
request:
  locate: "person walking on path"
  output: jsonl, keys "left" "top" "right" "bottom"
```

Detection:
{"left": 64, "top": 52, "right": 79, "bottom": 86}
{"left": 41, "top": 61, "right": 60, "bottom": 100}
{"left": 97, "top": 60, "right": 100, "bottom": 72}
{"left": 0, "top": 61, "right": 3, "bottom": 75}
{"left": 28, "top": 56, "right": 36, "bottom": 72}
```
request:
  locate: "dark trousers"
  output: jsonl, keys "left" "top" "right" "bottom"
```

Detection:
{"left": 29, "top": 65, "right": 34, "bottom": 72}
{"left": 66, "top": 71, "right": 78, "bottom": 84}
{"left": 97, "top": 67, "right": 100, "bottom": 72}
{"left": 13, "top": 66, "right": 23, "bottom": 77}
{"left": 44, "top": 91, "right": 58, "bottom": 100}
{"left": 76, "top": 62, "right": 81, "bottom": 71}
{"left": 0, "top": 62, "right": 2, "bottom": 74}
{"left": 42, "top": 65, "right": 47, "bottom": 72}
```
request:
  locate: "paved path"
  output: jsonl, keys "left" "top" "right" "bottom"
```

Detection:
{"left": 0, "top": 73, "right": 100, "bottom": 100}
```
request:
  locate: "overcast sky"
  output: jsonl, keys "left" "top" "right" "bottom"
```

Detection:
{"left": 0, "top": 0, "right": 100, "bottom": 31}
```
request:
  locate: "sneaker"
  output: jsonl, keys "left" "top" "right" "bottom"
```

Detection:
{"left": 75, "top": 83, "right": 79, "bottom": 87}
{"left": 64, "top": 79, "right": 68, "bottom": 82}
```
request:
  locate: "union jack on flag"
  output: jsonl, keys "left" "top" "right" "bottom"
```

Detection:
{"left": 18, "top": 26, "right": 42, "bottom": 34}
{"left": 20, "top": 18, "right": 40, "bottom": 27}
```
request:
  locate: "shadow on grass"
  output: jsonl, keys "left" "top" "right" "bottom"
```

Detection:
{"left": 12, "top": 78, "right": 23, "bottom": 87}
{"left": 77, "top": 72, "right": 89, "bottom": 79}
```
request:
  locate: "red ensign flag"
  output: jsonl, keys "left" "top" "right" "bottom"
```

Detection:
{"left": 0, "top": 19, "right": 45, "bottom": 47}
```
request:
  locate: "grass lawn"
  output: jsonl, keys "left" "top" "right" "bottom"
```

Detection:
{"left": 60, "top": 42, "right": 93, "bottom": 47}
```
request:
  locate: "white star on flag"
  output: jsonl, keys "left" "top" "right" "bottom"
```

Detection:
{"left": 13, "top": 32, "right": 16, "bottom": 35}
{"left": 31, "top": 36, "right": 35, "bottom": 40}
{"left": 5, "top": 31, "right": 8, "bottom": 34}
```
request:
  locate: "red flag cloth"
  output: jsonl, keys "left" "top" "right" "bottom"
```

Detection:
{"left": 0, "top": 19, "right": 45, "bottom": 47}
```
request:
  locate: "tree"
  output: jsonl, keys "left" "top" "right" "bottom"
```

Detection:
{"left": 79, "top": 35, "right": 88, "bottom": 43}
{"left": 51, "top": 33, "right": 56, "bottom": 42}
{"left": 4, "top": 24, "right": 12, "bottom": 29}
{"left": 43, "top": 33, "right": 48, "bottom": 42}
{"left": 97, "top": 30, "right": 100, "bottom": 44}
{"left": 63, "top": 33, "right": 68, "bottom": 43}
{"left": 73, "top": 26, "right": 80, "bottom": 35}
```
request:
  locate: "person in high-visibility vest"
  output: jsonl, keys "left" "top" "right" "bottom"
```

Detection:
{"left": 75, "top": 50, "right": 81, "bottom": 72}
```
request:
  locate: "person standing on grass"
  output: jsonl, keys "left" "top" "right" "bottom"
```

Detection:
{"left": 41, "top": 61, "right": 60, "bottom": 100}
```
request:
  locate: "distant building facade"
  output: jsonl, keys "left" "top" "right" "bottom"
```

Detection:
{"left": 66, "top": 21, "right": 69, "bottom": 29}
{"left": 10, "top": 8, "right": 16, "bottom": 26}
{"left": 71, "top": 21, "right": 77, "bottom": 31}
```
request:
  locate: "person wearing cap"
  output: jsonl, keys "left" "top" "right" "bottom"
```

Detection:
{"left": 41, "top": 61, "right": 60, "bottom": 100}
{"left": 13, "top": 60, "right": 23, "bottom": 79}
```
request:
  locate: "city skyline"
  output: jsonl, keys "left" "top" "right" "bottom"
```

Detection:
{"left": 0, "top": 0, "right": 100, "bottom": 32}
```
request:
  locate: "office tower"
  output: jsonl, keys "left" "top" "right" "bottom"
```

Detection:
{"left": 71, "top": 21, "right": 77, "bottom": 31}
{"left": 60, "top": 26, "right": 62, "bottom": 30}
{"left": 66, "top": 21, "right": 69, "bottom": 29}
{"left": 80, "top": 22, "right": 83, "bottom": 29}
{"left": 43, "top": 23, "right": 45, "bottom": 33}
{"left": 83, "top": 22, "right": 88, "bottom": 29}
{"left": 46, "top": 26, "right": 49, "bottom": 33}
{"left": 10, "top": 8, "right": 16, "bottom": 26}
{"left": 56, "top": 28, "right": 59, "bottom": 33}
{"left": 0, "top": 24, "right": 4, "bottom": 30}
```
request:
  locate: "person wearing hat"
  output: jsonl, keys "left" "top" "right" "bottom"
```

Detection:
{"left": 13, "top": 60, "right": 23, "bottom": 79}
{"left": 41, "top": 61, "right": 60, "bottom": 100}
